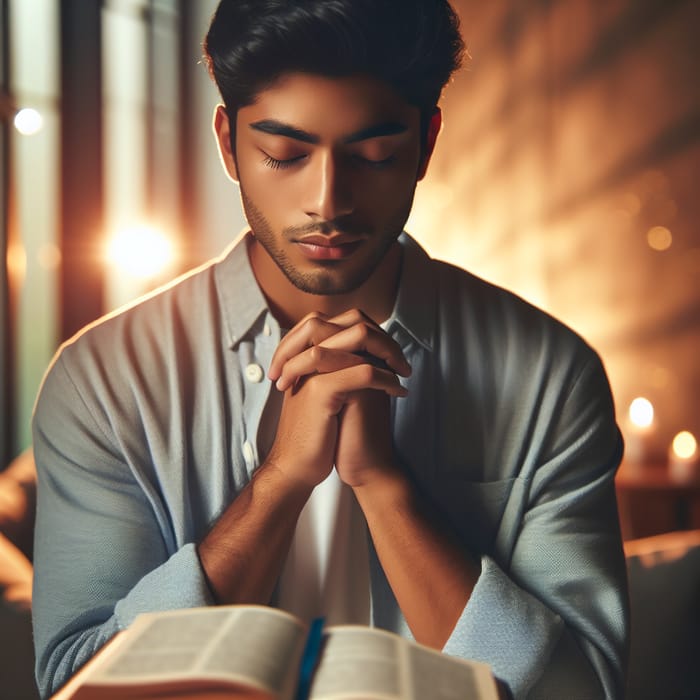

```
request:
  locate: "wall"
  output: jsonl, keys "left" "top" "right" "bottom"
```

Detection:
{"left": 408, "top": 0, "right": 700, "bottom": 460}
{"left": 183, "top": 0, "right": 247, "bottom": 262}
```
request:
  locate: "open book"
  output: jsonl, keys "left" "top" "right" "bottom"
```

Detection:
{"left": 67, "top": 605, "right": 500, "bottom": 699}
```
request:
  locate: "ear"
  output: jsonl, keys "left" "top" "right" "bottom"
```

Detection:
{"left": 417, "top": 108, "right": 442, "bottom": 181}
{"left": 213, "top": 104, "right": 239, "bottom": 183}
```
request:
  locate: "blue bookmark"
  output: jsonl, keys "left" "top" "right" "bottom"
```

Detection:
{"left": 295, "top": 616, "right": 326, "bottom": 700}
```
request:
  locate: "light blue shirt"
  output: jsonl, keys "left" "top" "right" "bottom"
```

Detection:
{"left": 32, "top": 232, "right": 628, "bottom": 699}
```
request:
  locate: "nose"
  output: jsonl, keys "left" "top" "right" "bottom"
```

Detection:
{"left": 303, "top": 151, "right": 354, "bottom": 222}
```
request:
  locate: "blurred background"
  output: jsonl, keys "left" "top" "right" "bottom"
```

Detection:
{"left": 0, "top": 2, "right": 699, "bottom": 697}
{"left": 1, "top": 0, "right": 699, "bottom": 475}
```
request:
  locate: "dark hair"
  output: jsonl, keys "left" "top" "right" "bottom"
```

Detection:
{"left": 204, "top": 0, "right": 465, "bottom": 123}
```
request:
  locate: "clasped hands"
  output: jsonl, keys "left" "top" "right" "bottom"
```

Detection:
{"left": 265, "top": 309, "right": 411, "bottom": 490}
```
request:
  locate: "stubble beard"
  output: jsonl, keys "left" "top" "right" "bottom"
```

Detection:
{"left": 239, "top": 186, "right": 405, "bottom": 296}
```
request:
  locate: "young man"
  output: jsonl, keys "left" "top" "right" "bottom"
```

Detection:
{"left": 32, "top": 1, "right": 628, "bottom": 698}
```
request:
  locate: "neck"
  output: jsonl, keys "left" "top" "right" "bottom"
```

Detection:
{"left": 247, "top": 234, "right": 402, "bottom": 328}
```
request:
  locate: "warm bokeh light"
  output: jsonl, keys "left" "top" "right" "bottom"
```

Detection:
{"left": 671, "top": 431, "right": 697, "bottom": 460}
{"left": 106, "top": 225, "right": 175, "bottom": 279}
{"left": 629, "top": 397, "right": 654, "bottom": 429}
{"left": 6, "top": 242, "right": 27, "bottom": 288}
{"left": 37, "top": 243, "right": 62, "bottom": 271}
{"left": 619, "top": 192, "right": 641, "bottom": 217}
{"left": 646, "top": 225, "right": 672, "bottom": 251}
{"left": 13, "top": 107, "right": 44, "bottom": 135}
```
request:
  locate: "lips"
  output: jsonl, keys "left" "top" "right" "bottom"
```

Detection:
{"left": 295, "top": 235, "right": 363, "bottom": 260}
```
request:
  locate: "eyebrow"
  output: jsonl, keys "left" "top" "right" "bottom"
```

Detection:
{"left": 249, "top": 119, "right": 408, "bottom": 144}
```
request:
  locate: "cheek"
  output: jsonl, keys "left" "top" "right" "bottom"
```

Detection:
{"left": 354, "top": 172, "right": 417, "bottom": 215}
{"left": 238, "top": 168, "right": 294, "bottom": 223}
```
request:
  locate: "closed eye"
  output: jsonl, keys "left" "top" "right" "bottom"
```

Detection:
{"left": 262, "top": 153, "right": 306, "bottom": 170}
{"left": 261, "top": 152, "right": 395, "bottom": 171}
{"left": 353, "top": 154, "right": 396, "bottom": 169}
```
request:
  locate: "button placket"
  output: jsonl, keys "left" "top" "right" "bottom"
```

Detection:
{"left": 239, "top": 316, "right": 281, "bottom": 476}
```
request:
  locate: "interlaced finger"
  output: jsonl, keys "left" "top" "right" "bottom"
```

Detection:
{"left": 299, "top": 362, "right": 409, "bottom": 403}
{"left": 317, "top": 323, "right": 411, "bottom": 377}
{"left": 269, "top": 309, "right": 411, "bottom": 384}
{"left": 275, "top": 346, "right": 366, "bottom": 392}
{"left": 268, "top": 312, "right": 344, "bottom": 381}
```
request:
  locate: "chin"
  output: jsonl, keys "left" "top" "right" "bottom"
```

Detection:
{"left": 283, "top": 263, "right": 375, "bottom": 297}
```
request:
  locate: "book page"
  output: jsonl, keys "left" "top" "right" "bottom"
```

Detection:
{"left": 308, "top": 626, "right": 404, "bottom": 699}
{"left": 405, "top": 644, "right": 498, "bottom": 700}
{"left": 79, "top": 606, "right": 307, "bottom": 698}
{"left": 199, "top": 607, "right": 306, "bottom": 697}
{"left": 308, "top": 626, "right": 498, "bottom": 700}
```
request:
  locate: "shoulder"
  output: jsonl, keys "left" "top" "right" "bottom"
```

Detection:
{"left": 397, "top": 234, "right": 603, "bottom": 394}
{"left": 430, "top": 257, "right": 598, "bottom": 367}
{"left": 69, "top": 261, "right": 215, "bottom": 364}
{"left": 35, "top": 255, "right": 226, "bottom": 422}
{"left": 423, "top": 258, "right": 620, "bottom": 478}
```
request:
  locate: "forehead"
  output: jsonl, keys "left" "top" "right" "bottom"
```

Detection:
{"left": 238, "top": 72, "right": 420, "bottom": 139}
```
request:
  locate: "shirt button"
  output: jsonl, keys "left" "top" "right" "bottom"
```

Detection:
{"left": 242, "top": 441, "right": 255, "bottom": 464}
{"left": 245, "top": 363, "right": 264, "bottom": 383}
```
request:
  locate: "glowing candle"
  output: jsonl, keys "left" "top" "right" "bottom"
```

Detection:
{"left": 668, "top": 431, "right": 698, "bottom": 482}
{"left": 625, "top": 397, "right": 656, "bottom": 464}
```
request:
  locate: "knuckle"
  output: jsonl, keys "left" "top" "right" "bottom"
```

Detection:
{"left": 353, "top": 322, "right": 371, "bottom": 344}
{"left": 305, "top": 316, "right": 322, "bottom": 334}
{"left": 358, "top": 363, "right": 375, "bottom": 383}
{"left": 302, "top": 312, "right": 327, "bottom": 333}
{"left": 309, "top": 345, "right": 323, "bottom": 363}
{"left": 302, "top": 310, "right": 325, "bottom": 323}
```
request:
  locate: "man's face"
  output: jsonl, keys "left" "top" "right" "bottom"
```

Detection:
{"left": 215, "top": 73, "right": 437, "bottom": 296}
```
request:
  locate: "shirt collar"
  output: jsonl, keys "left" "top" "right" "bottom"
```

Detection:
{"left": 388, "top": 232, "right": 436, "bottom": 352}
{"left": 214, "top": 230, "right": 437, "bottom": 352}
{"left": 214, "top": 232, "right": 269, "bottom": 348}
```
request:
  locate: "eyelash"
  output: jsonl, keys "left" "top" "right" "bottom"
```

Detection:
{"left": 262, "top": 154, "right": 305, "bottom": 170}
{"left": 261, "top": 153, "right": 396, "bottom": 171}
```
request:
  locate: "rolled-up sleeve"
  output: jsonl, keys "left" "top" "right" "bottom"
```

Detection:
{"left": 442, "top": 354, "right": 628, "bottom": 699}
{"left": 32, "top": 354, "right": 213, "bottom": 698}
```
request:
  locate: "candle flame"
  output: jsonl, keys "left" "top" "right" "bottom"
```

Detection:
{"left": 672, "top": 431, "right": 697, "bottom": 460}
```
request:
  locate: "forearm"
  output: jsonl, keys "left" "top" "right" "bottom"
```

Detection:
{"left": 197, "top": 462, "right": 313, "bottom": 605}
{"left": 353, "top": 467, "right": 480, "bottom": 649}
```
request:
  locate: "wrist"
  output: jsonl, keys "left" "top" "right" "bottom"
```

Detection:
{"left": 351, "top": 461, "right": 411, "bottom": 506}
{"left": 257, "top": 458, "right": 318, "bottom": 499}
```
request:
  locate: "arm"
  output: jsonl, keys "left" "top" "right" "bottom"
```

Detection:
{"left": 440, "top": 354, "right": 628, "bottom": 699}
{"left": 32, "top": 355, "right": 214, "bottom": 698}
{"left": 336, "top": 392, "right": 482, "bottom": 649}
{"left": 198, "top": 312, "right": 410, "bottom": 605}
{"left": 33, "top": 312, "right": 409, "bottom": 698}
{"left": 272, "top": 312, "right": 482, "bottom": 648}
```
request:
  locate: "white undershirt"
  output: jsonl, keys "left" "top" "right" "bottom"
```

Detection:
{"left": 277, "top": 468, "right": 370, "bottom": 625}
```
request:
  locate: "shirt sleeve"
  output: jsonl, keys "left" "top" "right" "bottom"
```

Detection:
{"left": 442, "top": 353, "right": 628, "bottom": 700}
{"left": 31, "top": 354, "right": 214, "bottom": 699}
